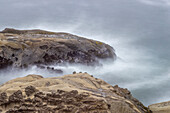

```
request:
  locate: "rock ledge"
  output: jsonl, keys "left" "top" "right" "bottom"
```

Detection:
{"left": 0, "top": 73, "right": 150, "bottom": 113}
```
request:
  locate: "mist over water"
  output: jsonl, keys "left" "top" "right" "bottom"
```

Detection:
{"left": 0, "top": 0, "right": 170, "bottom": 106}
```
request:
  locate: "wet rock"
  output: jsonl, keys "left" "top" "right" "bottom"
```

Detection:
{"left": 73, "top": 71, "right": 76, "bottom": 74}
{"left": 0, "top": 28, "right": 116, "bottom": 69}
{"left": 46, "top": 66, "right": 63, "bottom": 74}
{"left": 53, "top": 69, "right": 63, "bottom": 73}
{"left": 36, "top": 65, "right": 46, "bottom": 69}
{"left": 0, "top": 56, "right": 13, "bottom": 69}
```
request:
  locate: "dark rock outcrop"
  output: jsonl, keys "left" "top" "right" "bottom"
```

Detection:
{"left": 0, "top": 73, "right": 150, "bottom": 113}
{"left": 25, "top": 86, "right": 38, "bottom": 96}
{"left": 0, "top": 28, "right": 116, "bottom": 69}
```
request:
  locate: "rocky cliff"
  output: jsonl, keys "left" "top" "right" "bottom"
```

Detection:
{"left": 0, "top": 72, "right": 150, "bottom": 113}
{"left": 0, "top": 28, "right": 116, "bottom": 69}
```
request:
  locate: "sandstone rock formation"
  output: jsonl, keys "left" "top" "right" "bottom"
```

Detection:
{"left": 0, "top": 73, "right": 150, "bottom": 113}
{"left": 0, "top": 28, "right": 116, "bottom": 69}
{"left": 149, "top": 101, "right": 170, "bottom": 113}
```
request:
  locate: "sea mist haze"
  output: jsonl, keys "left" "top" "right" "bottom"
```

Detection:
{"left": 0, "top": 0, "right": 170, "bottom": 106}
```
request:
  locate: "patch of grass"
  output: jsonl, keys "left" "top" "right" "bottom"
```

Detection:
{"left": 95, "top": 41, "right": 103, "bottom": 45}
{"left": 33, "top": 31, "right": 56, "bottom": 35}
{"left": 1, "top": 28, "right": 57, "bottom": 35}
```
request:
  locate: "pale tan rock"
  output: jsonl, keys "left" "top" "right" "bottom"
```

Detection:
{"left": 0, "top": 73, "right": 149, "bottom": 113}
{"left": 149, "top": 101, "right": 170, "bottom": 113}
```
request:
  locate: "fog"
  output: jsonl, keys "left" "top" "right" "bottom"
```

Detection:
{"left": 0, "top": 0, "right": 170, "bottom": 106}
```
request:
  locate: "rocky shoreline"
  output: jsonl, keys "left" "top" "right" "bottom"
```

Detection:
{"left": 0, "top": 28, "right": 116, "bottom": 70}
{"left": 0, "top": 72, "right": 151, "bottom": 113}
{"left": 0, "top": 72, "right": 169, "bottom": 113}
{"left": 0, "top": 28, "right": 169, "bottom": 113}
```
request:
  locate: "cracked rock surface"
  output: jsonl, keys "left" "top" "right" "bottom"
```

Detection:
{"left": 0, "top": 73, "right": 150, "bottom": 113}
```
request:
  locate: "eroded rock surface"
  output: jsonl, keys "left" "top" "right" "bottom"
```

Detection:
{"left": 149, "top": 101, "right": 170, "bottom": 113}
{"left": 0, "top": 28, "right": 116, "bottom": 69}
{"left": 0, "top": 73, "right": 150, "bottom": 113}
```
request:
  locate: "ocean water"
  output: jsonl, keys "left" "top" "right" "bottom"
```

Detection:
{"left": 0, "top": 0, "right": 170, "bottom": 106}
